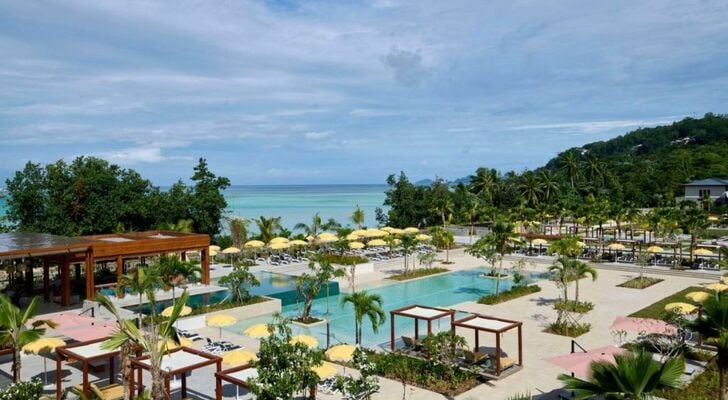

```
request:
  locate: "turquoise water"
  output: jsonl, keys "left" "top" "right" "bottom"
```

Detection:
{"left": 227, "top": 268, "right": 540, "bottom": 348}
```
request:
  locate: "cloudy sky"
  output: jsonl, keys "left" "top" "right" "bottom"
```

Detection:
{"left": 1, "top": 0, "right": 727, "bottom": 185}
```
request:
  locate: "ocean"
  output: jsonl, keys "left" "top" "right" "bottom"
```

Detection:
{"left": 0, "top": 184, "right": 388, "bottom": 232}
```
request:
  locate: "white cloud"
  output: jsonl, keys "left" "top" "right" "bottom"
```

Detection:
{"left": 95, "top": 146, "right": 191, "bottom": 164}
{"left": 303, "top": 130, "right": 335, "bottom": 140}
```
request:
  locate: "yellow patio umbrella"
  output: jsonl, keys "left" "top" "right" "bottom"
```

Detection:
{"left": 403, "top": 227, "right": 419, "bottom": 234}
{"left": 207, "top": 314, "right": 237, "bottom": 339}
{"left": 325, "top": 344, "right": 356, "bottom": 362}
{"left": 607, "top": 243, "right": 626, "bottom": 250}
{"left": 351, "top": 229, "right": 367, "bottom": 237}
{"left": 532, "top": 238, "right": 548, "bottom": 245}
{"left": 313, "top": 362, "right": 338, "bottom": 379}
{"left": 222, "top": 247, "right": 241, "bottom": 254}
{"left": 210, "top": 250, "right": 218, "bottom": 257}
{"left": 705, "top": 283, "right": 728, "bottom": 292}
{"left": 361, "top": 229, "right": 388, "bottom": 238}
{"left": 415, "top": 234, "right": 432, "bottom": 241}
{"left": 686, "top": 291, "right": 712, "bottom": 303}
{"left": 269, "top": 237, "right": 289, "bottom": 244}
{"left": 380, "top": 227, "right": 395, "bottom": 232}
{"left": 244, "top": 323, "right": 271, "bottom": 338}
{"left": 694, "top": 248, "right": 714, "bottom": 256}
{"left": 289, "top": 239, "right": 308, "bottom": 247}
{"left": 23, "top": 337, "right": 66, "bottom": 384}
{"left": 348, "top": 241, "right": 365, "bottom": 250}
{"left": 316, "top": 233, "right": 338, "bottom": 243}
{"left": 389, "top": 228, "right": 404, "bottom": 235}
{"left": 367, "top": 239, "right": 387, "bottom": 247}
{"left": 646, "top": 246, "right": 664, "bottom": 253}
{"left": 709, "top": 215, "right": 719, "bottom": 221}
{"left": 269, "top": 242, "right": 290, "bottom": 250}
{"left": 244, "top": 240, "right": 265, "bottom": 249}
{"left": 209, "top": 245, "right": 221, "bottom": 252}
{"left": 346, "top": 233, "right": 360, "bottom": 241}
{"left": 290, "top": 334, "right": 319, "bottom": 348}
{"left": 162, "top": 305, "right": 192, "bottom": 317}
{"left": 222, "top": 349, "right": 258, "bottom": 366}
{"left": 159, "top": 336, "right": 193, "bottom": 351}
{"left": 664, "top": 302, "right": 697, "bottom": 315}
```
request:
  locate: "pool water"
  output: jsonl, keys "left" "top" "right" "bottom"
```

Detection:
{"left": 228, "top": 267, "right": 541, "bottom": 348}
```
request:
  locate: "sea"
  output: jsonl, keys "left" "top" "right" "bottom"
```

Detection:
{"left": 0, "top": 184, "right": 388, "bottom": 232}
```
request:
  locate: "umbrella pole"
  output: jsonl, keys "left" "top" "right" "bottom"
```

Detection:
{"left": 44, "top": 357, "right": 48, "bottom": 385}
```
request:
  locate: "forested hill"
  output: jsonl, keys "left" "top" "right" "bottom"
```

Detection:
{"left": 542, "top": 113, "right": 728, "bottom": 202}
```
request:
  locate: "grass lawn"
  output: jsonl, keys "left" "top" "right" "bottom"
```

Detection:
{"left": 389, "top": 267, "right": 449, "bottom": 281}
{"left": 617, "top": 276, "right": 664, "bottom": 289}
{"left": 658, "top": 361, "right": 720, "bottom": 400}
{"left": 628, "top": 286, "right": 703, "bottom": 319}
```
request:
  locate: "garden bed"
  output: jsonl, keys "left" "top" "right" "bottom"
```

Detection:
{"left": 617, "top": 277, "right": 664, "bottom": 289}
{"left": 319, "top": 253, "right": 369, "bottom": 265}
{"left": 658, "top": 360, "right": 719, "bottom": 400}
{"left": 478, "top": 285, "right": 541, "bottom": 305}
{"left": 291, "top": 316, "right": 324, "bottom": 326}
{"left": 389, "top": 268, "right": 449, "bottom": 281}
{"left": 544, "top": 321, "right": 591, "bottom": 337}
{"left": 554, "top": 300, "right": 594, "bottom": 314}
{"left": 628, "top": 286, "right": 703, "bottom": 320}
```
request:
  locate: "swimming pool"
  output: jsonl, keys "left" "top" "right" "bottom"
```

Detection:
{"left": 228, "top": 267, "right": 542, "bottom": 348}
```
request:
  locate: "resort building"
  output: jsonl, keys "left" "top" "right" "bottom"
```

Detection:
{"left": 681, "top": 177, "right": 728, "bottom": 201}
{"left": 0, "top": 231, "right": 210, "bottom": 307}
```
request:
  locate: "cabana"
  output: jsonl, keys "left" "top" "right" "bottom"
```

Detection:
{"left": 130, "top": 347, "right": 222, "bottom": 399}
{"left": 389, "top": 305, "right": 455, "bottom": 350}
{"left": 55, "top": 337, "right": 120, "bottom": 400}
{"left": 214, "top": 365, "right": 258, "bottom": 400}
{"left": 451, "top": 314, "right": 523, "bottom": 376}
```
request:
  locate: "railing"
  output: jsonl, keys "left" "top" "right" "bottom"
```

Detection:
{"left": 571, "top": 339, "right": 587, "bottom": 354}
{"left": 93, "top": 283, "right": 118, "bottom": 295}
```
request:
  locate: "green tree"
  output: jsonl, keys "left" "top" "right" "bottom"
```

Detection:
{"left": 341, "top": 291, "right": 386, "bottom": 345}
{"left": 461, "top": 193, "right": 482, "bottom": 240}
{"left": 120, "top": 266, "right": 162, "bottom": 326}
{"left": 0, "top": 296, "right": 57, "bottom": 383}
{"left": 228, "top": 217, "right": 249, "bottom": 249}
{"left": 560, "top": 150, "right": 582, "bottom": 190}
{"left": 549, "top": 257, "right": 574, "bottom": 302}
{"left": 558, "top": 350, "right": 684, "bottom": 399}
{"left": 687, "top": 293, "right": 728, "bottom": 399}
{"left": 218, "top": 265, "right": 260, "bottom": 304}
{"left": 471, "top": 221, "right": 517, "bottom": 296}
{"left": 399, "top": 234, "right": 419, "bottom": 275}
{"left": 422, "top": 332, "right": 468, "bottom": 386}
{"left": 469, "top": 167, "right": 500, "bottom": 204}
{"left": 189, "top": 158, "right": 230, "bottom": 236}
{"left": 294, "top": 213, "right": 322, "bottom": 237}
{"left": 254, "top": 216, "right": 283, "bottom": 243}
{"left": 295, "top": 259, "right": 344, "bottom": 322}
{"left": 352, "top": 205, "right": 366, "bottom": 229}
{"left": 571, "top": 260, "right": 597, "bottom": 304}
{"left": 550, "top": 236, "right": 584, "bottom": 258}
{"left": 430, "top": 226, "right": 454, "bottom": 264}
{"left": 680, "top": 202, "right": 710, "bottom": 262}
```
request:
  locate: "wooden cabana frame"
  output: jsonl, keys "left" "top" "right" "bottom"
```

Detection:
{"left": 214, "top": 364, "right": 258, "bottom": 400}
{"left": 130, "top": 346, "right": 222, "bottom": 399}
{"left": 451, "top": 314, "right": 523, "bottom": 376}
{"left": 55, "top": 337, "right": 120, "bottom": 400}
{"left": 390, "top": 305, "right": 455, "bottom": 350}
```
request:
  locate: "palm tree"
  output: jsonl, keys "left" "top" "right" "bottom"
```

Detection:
{"left": 351, "top": 206, "right": 365, "bottom": 229}
{"left": 158, "top": 218, "right": 194, "bottom": 233}
{"left": 688, "top": 292, "right": 728, "bottom": 399}
{"left": 572, "top": 260, "right": 597, "bottom": 304}
{"left": 681, "top": 203, "right": 709, "bottom": 262}
{"left": 340, "top": 291, "right": 385, "bottom": 345}
{"left": 470, "top": 167, "right": 499, "bottom": 203}
{"left": 228, "top": 217, "right": 249, "bottom": 248}
{"left": 321, "top": 217, "right": 342, "bottom": 232}
{"left": 400, "top": 234, "right": 419, "bottom": 275}
{"left": 549, "top": 257, "right": 574, "bottom": 302}
{"left": 120, "top": 266, "right": 162, "bottom": 326}
{"left": 430, "top": 226, "right": 454, "bottom": 264}
{"left": 157, "top": 255, "right": 201, "bottom": 301}
{"left": 0, "top": 295, "right": 56, "bottom": 383}
{"left": 560, "top": 150, "right": 582, "bottom": 190}
{"left": 461, "top": 193, "right": 482, "bottom": 241}
{"left": 538, "top": 170, "right": 561, "bottom": 205}
{"left": 294, "top": 213, "right": 322, "bottom": 237}
{"left": 558, "top": 350, "right": 684, "bottom": 399}
{"left": 479, "top": 221, "right": 517, "bottom": 296}
{"left": 255, "top": 216, "right": 283, "bottom": 242}
{"left": 518, "top": 172, "right": 543, "bottom": 208}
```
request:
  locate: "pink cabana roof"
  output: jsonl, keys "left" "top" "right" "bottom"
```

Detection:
{"left": 610, "top": 316, "right": 678, "bottom": 335}
{"left": 35, "top": 312, "right": 97, "bottom": 331}
{"left": 56, "top": 322, "right": 118, "bottom": 342}
{"left": 546, "top": 345, "right": 625, "bottom": 378}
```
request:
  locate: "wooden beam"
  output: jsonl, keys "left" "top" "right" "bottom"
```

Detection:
{"left": 116, "top": 255, "right": 124, "bottom": 299}
{"left": 201, "top": 248, "right": 210, "bottom": 284}
{"left": 43, "top": 259, "right": 50, "bottom": 301}
{"left": 60, "top": 259, "right": 71, "bottom": 307}
{"left": 85, "top": 250, "right": 95, "bottom": 300}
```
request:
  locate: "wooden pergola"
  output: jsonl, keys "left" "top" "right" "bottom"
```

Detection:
{"left": 55, "top": 337, "right": 120, "bottom": 400}
{"left": 214, "top": 365, "right": 258, "bottom": 400}
{"left": 390, "top": 305, "right": 455, "bottom": 350}
{"left": 131, "top": 347, "right": 222, "bottom": 399}
{"left": 0, "top": 230, "right": 211, "bottom": 306}
{"left": 451, "top": 314, "right": 523, "bottom": 376}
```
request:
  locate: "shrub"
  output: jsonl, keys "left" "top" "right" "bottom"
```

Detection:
{"left": 0, "top": 379, "right": 43, "bottom": 400}
{"left": 618, "top": 277, "right": 663, "bottom": 289}
{"left": 554, "top": 300, "right": 594, "bottom": 314}
{"left": 545, "top": 321, "right": 591, "bottom": 337}
{"left": 478, "top": 285, "right": 541, "bottom": 305}
{"left": 389, "top": 267, "right": 449, "bottom": 281}
{"left": 318, "top": 253, "right": 368, "bottom": 265}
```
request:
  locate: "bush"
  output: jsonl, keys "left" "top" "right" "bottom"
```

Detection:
{"left": 318, "top": 253, "right": 368, "bottom": 265}
{"left": 389, "top": 267, "right": 449, "bottom": 281}
{"left": 545, "top": 321, "right": 591, "bottom": 337}
{"left": 554, "top": 300, "right": 594, "bottom": 314}
{"left": 478, "top": 285, "right": 541, "bottom": 305}
{"left": 0, "top": 379, "right": 43, "bottom": 400}
{"left": 617, "top": 277, "right": 663, "bottom": 289}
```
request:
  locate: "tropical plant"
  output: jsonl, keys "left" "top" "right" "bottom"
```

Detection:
{"left": 155, "top": 254, "right": 200, "bottom": 301}
{"left": 558, "top": 350, "right": 684, "bottom": 399}
{"left": 0, "top": 379, "right": 43, "bottom": 400}
{"left": 469, "top": 221, "right": 517, "bottom": 296}
{"left": 294, "top": 213, "right": 322, "bottom": 237}
{"left": 157, "top": 218, "right": 194, "bottom": 233}
{"left": 418, "top": 250, "right": 436, "bottom": 269}
{"left": 550, "top": 236, "right": 583, "bottom": 258}
{"left": 333, "top": 348, "right": 380, "bottom": 400}
{"left": 461, "top": 193, "right": 482, "bottom": 240}
{"left": 571, "top": 260, "right": 597, "bottom": 304}
{"left": 687, "top": 292, "right": 728, "bottom": 399}
{"left": 218, "top": 264, "right": 260, "bottom": 304}
{"left": 680, "top": 202, "right": 710, "bottom": 262}
{"left": 341, "top": 291, "right": 386, "bottom": 345}
{"left": 0, "top": 296, "right": 56, "bottom": 383}
{"left": 352, "top": 206, "right": 366, "bottom": 229}
{"left": 549, "top": 257, "right": 574, "bottom": 302}
{"left": 295, "top": 259, "right": 344, "bottom": 322}
{"left": 254, "top": 216, "right": 283, "bottom": 243}
{"left": 430, "top": 226, "right": 454, "bottom": 264}
{"left": 422, "top": 332, "right": 468, "bottom": 384}
{"left": 228, "top": 217, "right": 249, "bottom": 248}
{"left": 120, "top": 265, "right": 162, "bottom": 326}
{"left": 399, "top": 234, "right": 419, "bottom": 275}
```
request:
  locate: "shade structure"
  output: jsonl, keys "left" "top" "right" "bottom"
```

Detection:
{"left": 546, "top": 345, "right": 625, "bottom": 378}
{"left": 222, "top": 247, "right": 241, "bottom": 254}
{"left": 269, "top": 237, "right": 289, "bottom": 244}
{"left": 159, "top": 336, "right": 193, "bottom": 351}
{"left": 646, "top": 246, "right": 664, "bottom": 253}
{"left": 346, "top": 233, "right": 360, "bottom": 241}
{"left": 694, "top": 248, "right": 714, "bottom": 256}
{"left": 705, "top": 283, "right": 728, "bottom": 292}
{"left": 313, "top": 362, "right": 338, "bottom": 379}
{"left": 609, "top": 316, "right": 677, "bottom": 335}
{"left": 415, "top": 234, "right": 432, "bottom": 241}
{"left": 325, "top": 344, "right": 356, "bottom": 362}
{"left": 403, "top": 227, "right": 419, "bottom": 234}
{"left": 664, "top": 302, "right": 697, "bottom": 314}
{"left": 56, "top": 322, "right": 117, "bottom": 342}
{"left": 316, "top": 233, "right": 338, "bottom": 243}
{"left": 269, "top": 242, "right": 290, "bottom": 250}
{"left": 23, "top": 337, "right": 66, "bottom": 354}
{"left": 244, "top": 323, "right": 271, "bottom": 338}
{"left": 289, "top": 239, "right": 308, "bottom": 247}
{"left": 207, "top": 314, "right": 237, "bottom": 339}
{"left": 222, "top": 349, "right": 258, "bottom": 366}
{"left": 686, "top": 291, "right": 712, "bottom": 303}
{"left": 348, "top": 241, "right": 365, "bottom": 250}
{"left": 209, "top": 245, "right": 221, "bottom": 252}
{"left": 607, "top": 243, "right": 626, "bottom": 250}
{"left": 244, "top": 240, "right": 265, "bottom": 249}
{"left": 290, "top": 334, "right": 318, "bottom": 348}
{"left": 367, "top": 239, "right": 387, "bottom": 247}
{"left": 531, "top": 238, "right": 548, "bottom": 245}
{"left": 162, "top": 305, "right": 192, "bottom": 317}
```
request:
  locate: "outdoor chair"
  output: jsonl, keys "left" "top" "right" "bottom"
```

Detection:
{"left": 464, "top": 350, "right": 487, "bottom": 365}
{"left": 401, "top": 336, "right": 422, "bottom": 350}
{"left": 89, "top": 382, "right": 124, "bottom": 400}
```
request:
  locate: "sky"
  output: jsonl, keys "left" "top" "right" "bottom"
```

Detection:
{"left": 1, "top": 0, "right": 727, "bottom": 185}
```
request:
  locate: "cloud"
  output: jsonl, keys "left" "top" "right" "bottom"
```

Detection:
{"left": 506, "top": 117, "right": 682, "bottom": 134}
{"left": 381, "top": 47, "right": 430, "bottom": 87}
{"left": 303, "top": 130, "right": 335, "bottom": 140}
{"left": 95, "top": 146, "right": 190, "bottom": 164}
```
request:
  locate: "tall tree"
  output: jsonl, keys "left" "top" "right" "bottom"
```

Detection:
{"left": 255, "top": 216, "right": 283, "bottom": 243}
{"left": 687, "top": 293, "right": 728, "bottom": 400}
{"left": 469, "top": 221, "right": 517, "bottom": 296}
{"left": 294, "top": 213, "right": 322, "bottom": 237}
{"left": 351, "top": 206, "right": 365, "bottom": 229}
{"left": 228, "top": 217, "right": 249, "bottom": 248}
{"left": 340, "top": 291, "right": 386, "bottom": 345}
{"left": 189, "top": 158, "right": 230, "bottom": 237}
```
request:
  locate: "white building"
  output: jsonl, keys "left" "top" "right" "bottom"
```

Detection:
{"left": 682, "top": 178, "right": 728, "bottom": 201}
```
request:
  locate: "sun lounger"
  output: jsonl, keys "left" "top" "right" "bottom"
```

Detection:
{"left": 89, "top": 383, "right": 124, "bottom": 400}
{"left": 401, "top": 336, "right": 421, "bottom": 350}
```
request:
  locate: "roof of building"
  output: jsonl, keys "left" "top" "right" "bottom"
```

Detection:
{"left": 683, "top": 178, "right": 728, "bottom": 186}
{"left": 0, "top": 232, "right": 92, "bottom": 258}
